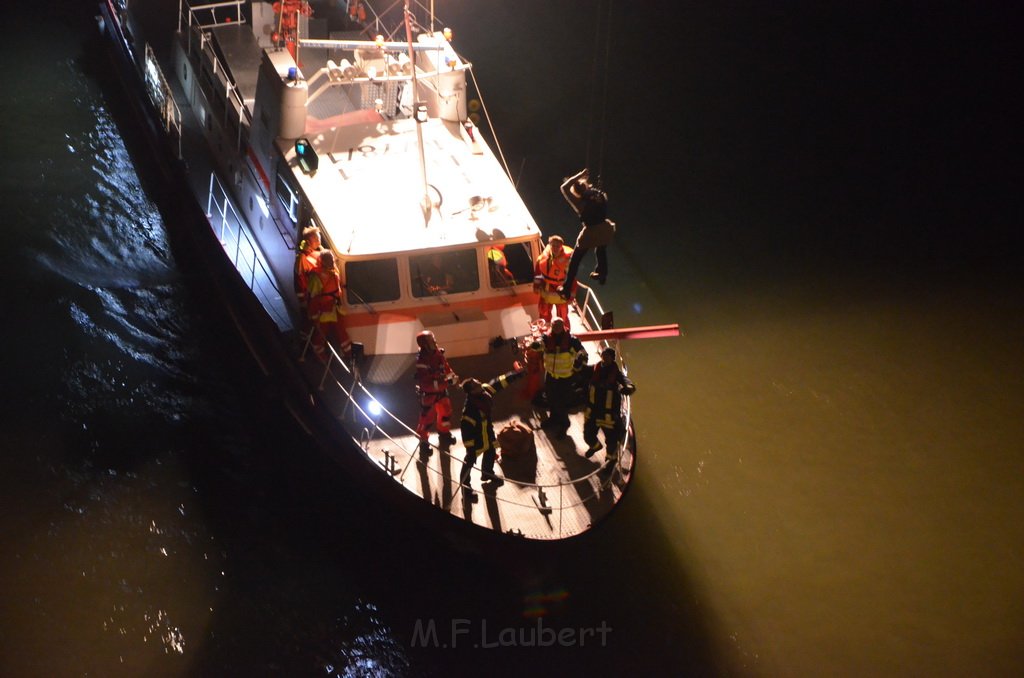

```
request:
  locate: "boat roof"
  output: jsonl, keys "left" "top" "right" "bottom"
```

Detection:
{"left": 276, "top": 117, "right": 542, "bottom": 258}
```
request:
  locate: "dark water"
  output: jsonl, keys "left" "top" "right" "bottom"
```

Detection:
{"left": 2, "top": 1, "right": 1021, "bottom": 676}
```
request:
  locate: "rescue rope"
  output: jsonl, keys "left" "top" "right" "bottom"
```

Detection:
{"left": 585, "top": 0, "right": 614, "bottom": 184}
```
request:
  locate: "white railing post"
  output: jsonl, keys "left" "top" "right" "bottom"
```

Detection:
{"left": 559, "top": 481, "right": 563, "bottom": 537}
{"left": 220, "top": 195, "right": 229, "bottom": 243}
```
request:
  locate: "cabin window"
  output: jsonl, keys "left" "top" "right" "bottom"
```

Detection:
{"left": 410, "top": 249, "right": 479, "bottom": 298}
{"left": 275, "top": 171, "right": 299, "bottom": 223}
{"left": 346, "top": 258, "right": 400, "bottom": 304}
{"left": 487, "top": 241, "right": 534, "bottom": 288}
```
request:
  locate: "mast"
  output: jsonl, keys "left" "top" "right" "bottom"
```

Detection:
{"left": 404, "top": 0, "right": 433, "bottom": 226}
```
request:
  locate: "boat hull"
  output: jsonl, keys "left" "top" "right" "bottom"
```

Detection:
{"left": 96, "top": 0, "right": 637, "bottom": 549}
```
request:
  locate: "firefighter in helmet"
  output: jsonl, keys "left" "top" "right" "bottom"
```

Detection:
{"left": 459, "top": 368, "right": 525, "bottom": 491}
{"left": 583, "top": 347, "right": 635, "bottom": 464}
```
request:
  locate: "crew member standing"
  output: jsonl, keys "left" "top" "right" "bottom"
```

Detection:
{"left": 541, "top": 317, "right": 587, "bottom": 438}
{"left": 558, "top": 168, "right": 615, "bottom": 295}
{"left": 294, "top": 226, "right": 324, "bottom": 322}
{"left": 534, "top": 235, "right": 573, "bottom": 324}
{"left": 306, "top": 249, "right": 353, "bottom": 361}
{"left": 583, "top": 347, "right": 635, "bottom": 463}
{"left": 414, "top": 330, "right": 458, "bottom": 457}
{"left": 459, "top": 368, "right": 525, "bottom": 490}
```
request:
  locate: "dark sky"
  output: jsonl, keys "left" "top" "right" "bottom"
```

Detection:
{"left": 452, "top": 2, "right": 1021, "bottom": 277}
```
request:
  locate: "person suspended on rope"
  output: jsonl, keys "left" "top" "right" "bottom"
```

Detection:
{"left": 557, "top": 168, "right": 615, "bottom": 298}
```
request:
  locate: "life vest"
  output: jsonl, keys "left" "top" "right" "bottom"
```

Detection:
{"left": 349, "top": 0, "right": 366, "bottom": 22}
{"left": 487, "top": 246, "right": 506, "bottom": 267}
{"left": 294, "top": 249, "right": 319, "bottom": 301}
{"left": 307, "top": 267, "right": 343, "bottom": 322}
{"left": 487, "top": 246, "right": 514, "bottom": 285}
{"left": 520, "top": 341, "right": 545, "bottom": 401}
{"left": 543, "top": 331, "right": 580, "bottom": 379}
{"left": 535, "top": 245, "right": 572, "bottom": 287}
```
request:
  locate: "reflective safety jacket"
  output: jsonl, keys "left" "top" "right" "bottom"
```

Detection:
{"left": 294, "top": 248, "right": 321, "bottom": 304}
{"left": 534, "top": 243, "right": 574, "bottom": 303}
{"left": 535, "top": 244, "right": 573, "bottom": 287}
{"left": 543, "top": 331, "right": 586, "bottom": 379}
{"left": 415, "top": 348, "right": 454, "bottom": 396}
{"left": 307, "top": 267, "right": 343, "bottom": 322}
{"left": 461, "top": 371, "right": 523, "bottom": 455}
{"left": 586, "top": 361, "right": 635, "bottom": 423}
{"left": 487, "top": 246, "right": 514, "bottom": 286}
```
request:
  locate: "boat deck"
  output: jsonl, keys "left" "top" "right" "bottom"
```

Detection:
{"left": 111, "top": 0, "right": 636, "bottom": 541}
{"left": 295, "top": 301, "right": 635, "bottom": 541}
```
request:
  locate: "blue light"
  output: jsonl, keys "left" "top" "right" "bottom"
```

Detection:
{"left": 367, "top": 399, "right": 383, "bottom": 417}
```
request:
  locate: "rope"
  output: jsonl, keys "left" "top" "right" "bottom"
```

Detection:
{"left": 585, "top": 0, "right": 614, "bottom": 184}
{"left": 597, "top": 0, "right": 614, "bottom": 183}
{"left": 468, "top": 68, "right": 513, "bottom": 181}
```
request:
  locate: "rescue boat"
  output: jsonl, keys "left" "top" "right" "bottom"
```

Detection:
{"left": 97, "top": 0, "right": 671, "bottom": 543}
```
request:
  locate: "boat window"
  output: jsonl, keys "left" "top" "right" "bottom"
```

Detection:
{"left": 345, "top": 258, "right": 400, "bottom": 304}
{"left": 275, "top": 171, "right": 299, "bottom": 223}
{"left": 487, "top": 242, "right": 535, "bottom": 288}
{"left": 410, "top": 249, "right": 479, "bottom": 298}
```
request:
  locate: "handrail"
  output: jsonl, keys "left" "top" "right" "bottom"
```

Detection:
{"left": 205, "top": 172, "right": 292, "bottom": 330}
{"left": 180, "top": 0, "right": 253, "bottom": 147}
{"left": 143, "top": 44, "right": 183, "bottom": 159}
{"left": 181, "top": 0, "right": 631, "bottom": 537}
{"left": 573, "top": 281, "right": 635, "bottom": 466}
{"left": 302, "top": 308, "right": 632, "bottom": 538}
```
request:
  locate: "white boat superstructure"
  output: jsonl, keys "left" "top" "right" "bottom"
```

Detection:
{"left": 172, "top": 0, "right": 545, "bottom": 358}
{"left": 100, "top": 0, "right": 644, "bottom": 541}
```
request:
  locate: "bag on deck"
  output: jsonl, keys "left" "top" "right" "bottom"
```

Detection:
{"left": 497, "top": 420, "right": 537, "bottom": 481}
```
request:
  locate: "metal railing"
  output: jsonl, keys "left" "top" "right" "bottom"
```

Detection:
{"left": 143, "top": 43, "right": 183, "bottom": 158}
{"left": 572, "top": 281, "right": 636, "bottom": 463}
{"left": 179, "top": 1, "right": 252, "bottom": 153}
{"left": 205, "top": 172, "right": 292, "bottom": 330}
{"left": 179, "top": 0, "right": 631, "bottom": 539}
{"left": 298, "top": 291, "right": 634, "bottom": 540}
